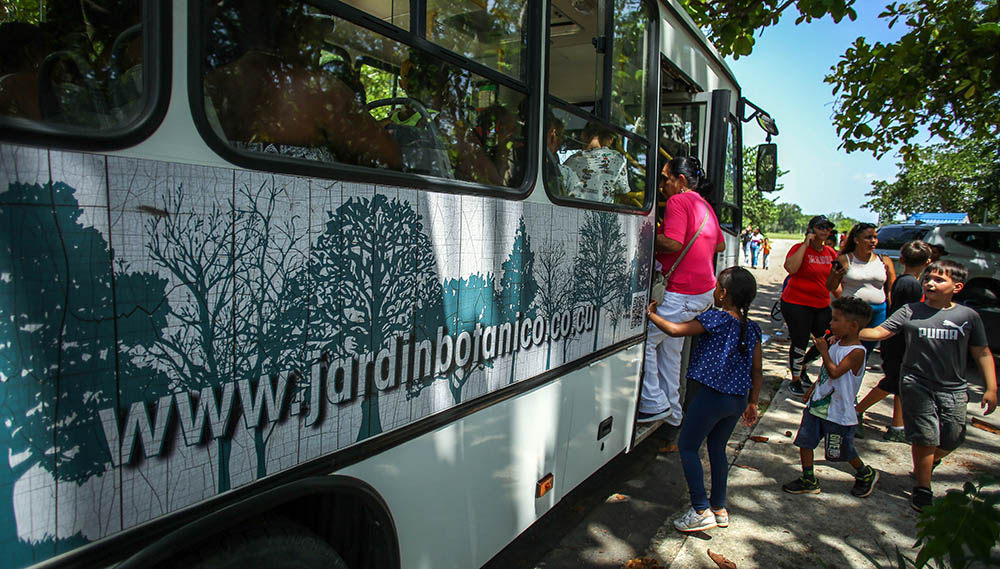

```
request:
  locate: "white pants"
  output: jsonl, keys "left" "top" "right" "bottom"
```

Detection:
{"left": 640, "top": 289, "right": 715, "bottom": 425}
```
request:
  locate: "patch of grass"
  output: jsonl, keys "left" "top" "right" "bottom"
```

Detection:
{"left": 763, "top": 231, "right": 804, "bottom": 240}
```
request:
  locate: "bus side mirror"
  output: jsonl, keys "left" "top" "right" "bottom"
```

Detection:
{"left": 756, "top": 143, "right": 777, "bottom": 194}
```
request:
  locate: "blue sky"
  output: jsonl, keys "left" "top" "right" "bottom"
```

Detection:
{"left": 727, "top": 2, "right": 910, "bottom": 223}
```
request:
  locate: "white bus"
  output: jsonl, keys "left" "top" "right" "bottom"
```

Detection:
{"left": 0, "top": 1, "right": 776, "bottom": 567}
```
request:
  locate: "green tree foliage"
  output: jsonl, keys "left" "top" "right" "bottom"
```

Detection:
{"left": 864, "top": 137, "right": 1000, "bottom": 224}
{"left": 677, "top": 0, "right": 858, "bottom": 58}
{"left": 774, "top": 202, "right": 807, "bottom": 233}
{"left": 826, "top": 1, "right": 1000, "bottom": 157}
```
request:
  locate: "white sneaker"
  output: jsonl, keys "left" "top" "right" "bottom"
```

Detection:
{"left": 673, "top": 507, "right": 717, "bottom": 532}
{"left": 711, "top": 507, "right": 729, "bottom": 527}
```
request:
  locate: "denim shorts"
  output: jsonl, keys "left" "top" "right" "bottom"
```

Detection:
{"left": 900, "top": 378, "right": 968, "bottom": 451}
{"left": 793, "top": 409, "right": 858, "bottom": 461}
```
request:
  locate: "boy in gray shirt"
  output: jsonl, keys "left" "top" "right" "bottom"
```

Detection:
{"left": 860, "top": 260, "right": 997, "bottom": 512}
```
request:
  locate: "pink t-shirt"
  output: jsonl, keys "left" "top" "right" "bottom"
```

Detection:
{"left": 656, "top": 191, "right": 724, "bottom": 294}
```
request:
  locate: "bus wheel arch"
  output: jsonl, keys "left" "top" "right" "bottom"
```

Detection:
{"left": 140, "top": 476, "right": 399, "bottom": 569}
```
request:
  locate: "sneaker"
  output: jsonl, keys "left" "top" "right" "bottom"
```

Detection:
{"left": 783, "top": 476, "right": 821, "bottom": 494}
{"left": 711, "top": 507, "right": 729, "bottom": 528}
{"left": 883, "top": 428, "right": 907, "bottom": 443}
{"left": 911, "top": 486, "right": 933, "bottom": 512}
{"left": 851, "top": 466, "right": 879, "bottom": 498}
{"left": 637, "top": 409, "right": 670, "bottom": 423}
{"left": 673, "top": 507, "right": 717, "bottom": 532}
{"left": 799, "top": 370, "right": 813, "bottom": 388}
{"left": 854, "top": 414, "right": 866, "bottom": 439}
{"left": 789, "top": 381, "right": 806, "bottom": 396}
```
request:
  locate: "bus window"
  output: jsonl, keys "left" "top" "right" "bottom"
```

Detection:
{"left": 543, "top": 0, "right": 656, "bottom": 210}
{"left": 427, "top": 0, "right": 528, "bottom": 80}
{"left": 198, "top": 0, "right": 533, "bottom": 190}
{"left": 0, "top": 0, "right": 158, "bottom": 141}
{"left": 610, "top": 0, "right": 654, "bottom": 136}
{"left": 719, "top": 118, "right": 740, "bottom": 232}
{"left": 547, "top": 2, "right": 604, "bottom": 108}
{"left": 660, "top": 104, "right": 703, "bottom": 162}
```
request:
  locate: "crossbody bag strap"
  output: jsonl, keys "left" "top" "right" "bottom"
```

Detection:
{"left": 663, "top": 211, "right": 710, "bottom": 283}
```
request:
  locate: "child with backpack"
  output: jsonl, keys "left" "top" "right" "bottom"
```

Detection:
{"left": 646, "top": 267, "right": 763, "bottom": 532}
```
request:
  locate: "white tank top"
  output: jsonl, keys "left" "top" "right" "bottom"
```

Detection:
{"left": 841, "top": 253, "right": 887, "bottom": 304}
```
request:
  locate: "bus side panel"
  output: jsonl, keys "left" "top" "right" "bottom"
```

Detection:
{"left": 339, "top": 343, "right": 643, "bottom": 569}
{"left": 0, "top": 146, "right": 652, "bottom": 567}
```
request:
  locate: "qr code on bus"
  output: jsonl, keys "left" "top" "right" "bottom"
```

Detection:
{"left": 630, "top": 292, "right": 646, "bottom": 328}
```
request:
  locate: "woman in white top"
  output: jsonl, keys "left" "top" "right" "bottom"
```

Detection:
{"left": 827, "top": 222, "right": 896, "bottom": 350}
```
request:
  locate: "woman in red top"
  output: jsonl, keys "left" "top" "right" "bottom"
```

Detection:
{"left": 781, "top": 215, "right": 837, "bottom": 395}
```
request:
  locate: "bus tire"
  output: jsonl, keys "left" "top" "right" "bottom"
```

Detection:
{"left": 170, "top": 517, "right": 349, "bottom": 569}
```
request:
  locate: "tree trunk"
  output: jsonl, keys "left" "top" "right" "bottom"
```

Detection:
{"left": 1, "top": 457, "right": 36, "bottom": 566}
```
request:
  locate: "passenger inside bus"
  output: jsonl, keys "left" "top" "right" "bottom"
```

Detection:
{"left": 562, "top": 121, "right": 631, "bottom": 203}
{"left": 542, "top": 112, "right": 580, "bottom": 196}
{"left": 202, "top": 2, "right": 404, "bottom": 170}
{"left": 379, "top": 49, "right": 520, "bottom": 186}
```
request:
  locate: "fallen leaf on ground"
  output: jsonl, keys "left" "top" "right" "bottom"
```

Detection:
{"left": 971, "top": 418, "right": 1000, "bottom": 435}
{"left": 606, "top": 493, "right": 628, "bottom": 503}
{"left": 708, "top": 549, "right": 737, "bottom": 569}
{"left": 733, "top": 463, "right": 760, "bottom": 471}
{"left": 622, "top": 557, "right": 665, "bottom": 569}
{"left": 659, "top": 444, "right": 679, "bottom": 453}
{"left": 749, "top": 435, "right": 769, "bottom": 443}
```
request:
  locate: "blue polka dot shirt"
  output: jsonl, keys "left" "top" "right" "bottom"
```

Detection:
{"left": 688, "top": 309, "right": 762, "bottom": 396}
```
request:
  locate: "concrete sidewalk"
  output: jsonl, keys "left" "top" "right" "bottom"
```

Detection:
{"left": 656, "top": 354, "right": 1000, "bottom": 568}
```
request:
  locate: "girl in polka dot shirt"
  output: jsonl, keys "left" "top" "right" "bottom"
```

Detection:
{"left": 646, "top": 266, "right": 763, "bottom": 533}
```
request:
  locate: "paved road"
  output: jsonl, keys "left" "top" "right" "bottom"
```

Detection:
{"left": 482, "top": 239, "right": 1000, "bottom": 568}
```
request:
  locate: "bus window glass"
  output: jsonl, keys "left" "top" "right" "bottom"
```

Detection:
{"left": 660, "top": 104, "right": 702, "bottom": 161}
{"left": 543, "top": 105, "right": 646, "bottom": 207}
{"left": 723, "top": 119, "right": 738, "bottom": 204}
{"left": 547, "top": 1, "right": 604, "bottom": 109}
{"left": 610, "top": 0, "right": 652, "bottom": 136}
{"left": 341, "top": 0, "right": 410, "bottom": 29}
{"left": 358, "top": 59, "right": 407, "bottom": 120}
{"left": 427, "top": 0, "right": 528, "bottom": 80}
{"left": 201, "top": 1, "right": 529, "bottom": 188}
{"left": 0, "top": 1, "right": 145, "bottom": 130}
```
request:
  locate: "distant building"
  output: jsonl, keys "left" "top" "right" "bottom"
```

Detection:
{"left": 907, "top": 212, "right": 970, "bottom": 224}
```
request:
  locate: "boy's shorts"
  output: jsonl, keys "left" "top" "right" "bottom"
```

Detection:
{"left": 900, "top": 378, "right": 967, "bottom": 450}
{"left": 793, "top": 410, "right": 858, "bottom": 461}
{"left": 875, "top": 356, "right": 902, "bottom": 395}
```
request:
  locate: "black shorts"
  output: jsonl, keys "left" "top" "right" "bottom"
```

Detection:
{"left": 875, "top": 356, "right": 902, "bottom": 395}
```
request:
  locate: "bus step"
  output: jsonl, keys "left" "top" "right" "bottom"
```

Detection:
{"left": 632, "top": 420, "right": 664, "bottom": 447}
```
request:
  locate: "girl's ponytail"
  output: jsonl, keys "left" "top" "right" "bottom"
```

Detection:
{"left": 717, "top": 267, "right": 757, "bottom": 355}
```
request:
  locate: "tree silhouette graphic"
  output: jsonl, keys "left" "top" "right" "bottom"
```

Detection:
{"left": 441, "top": 273, "right": 498, "bottom": 403}
{"left": 231, "top": 181, "right": 307, "bottom": 479}
{"left": 0, "top": 181, "right": 169, "bottom": 566}
{"left": 141, "top": 184, "right": 238, "bottom": 492}
{"left": 495, "top": 217, "right": 537, "bottom": 383}
{"left": 634, "top": 221, "right": 654, "bottom": 293}
{"left": 309, "top": 194, "right": 443, "bottom": 442}
{"left": 574, "top": 212, "right": 628, "bottom": 351}
{"left": 532, "top": 238, "right": 573, "bottom": 368}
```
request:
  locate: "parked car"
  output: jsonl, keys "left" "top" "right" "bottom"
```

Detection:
{"left": 876, "top": 223, "right": 1000, "bottom": 351}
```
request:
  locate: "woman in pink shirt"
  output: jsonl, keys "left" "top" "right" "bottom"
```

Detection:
{"left": 640, "top": 156, "right": 725, "bottom": 425}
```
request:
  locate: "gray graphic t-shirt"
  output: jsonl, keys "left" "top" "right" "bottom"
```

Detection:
{"left": 881, "top": 302, "right": 988, "bottom": 391}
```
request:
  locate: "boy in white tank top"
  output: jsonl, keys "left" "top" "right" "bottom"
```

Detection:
{"left": 783, "top": 297, "right": 880, "bottom": 498}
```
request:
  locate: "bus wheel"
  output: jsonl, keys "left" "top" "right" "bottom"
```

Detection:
{"left": 171, "top": 517, "right": 349, "bottom": 569}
